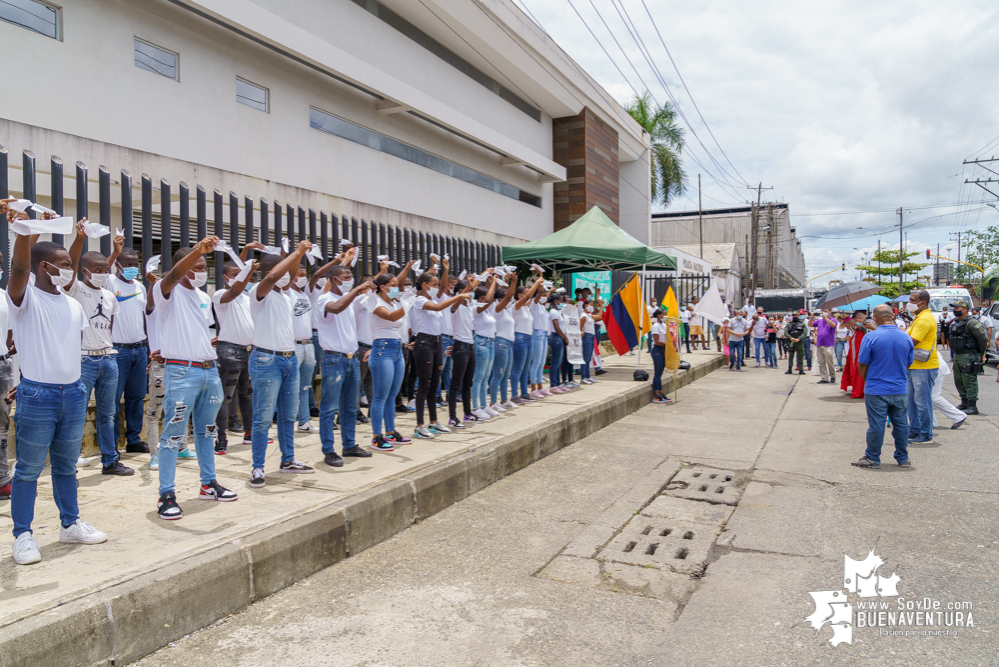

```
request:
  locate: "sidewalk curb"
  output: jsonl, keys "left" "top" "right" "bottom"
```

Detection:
{"left": 0, "top": 355, "right": 725, "bottom": 667}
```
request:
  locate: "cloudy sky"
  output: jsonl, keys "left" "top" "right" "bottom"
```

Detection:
{"left": 516, "top": 0, "right": 999, "bottom": 285}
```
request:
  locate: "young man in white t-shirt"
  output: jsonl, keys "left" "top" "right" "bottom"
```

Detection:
{"left": 106, "top": 235, "right": 150, "bottom": 455}
{"left": 248, "top": 241, "right": 315, "bottom": 488}
{"left": 66, "top": 223, "right": 132, "bottom": 476}
{"left": 287, "top": 265, "right": 317, "bottom": 433}
{"left": 6, "top": 211, "right": 108, "bottom": 565}
{"left": 153, "top": 237, "right": 238, "bottom": 520}
{"left": 212, "top": 259, "right": 257, "bottom": 454}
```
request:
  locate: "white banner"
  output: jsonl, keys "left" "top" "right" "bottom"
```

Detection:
{"left": 562, "top": 304, "right": 584, "bottom": 365}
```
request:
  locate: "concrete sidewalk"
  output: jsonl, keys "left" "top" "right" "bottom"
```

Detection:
{"left": 0, "top": 349, "right": 723, "bottom": 666}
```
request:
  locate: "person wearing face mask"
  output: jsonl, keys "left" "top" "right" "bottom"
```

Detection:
{"left": 368, "top": 267, "right": 417, "bottom": 449}
{"left": 106, "top": 235, "right": 150, "bottom": 457}
{"left": 471, "top": 274, "right": 499, "bottom": 419}
{"left": 447, "top": 277, "right": 482, "bottom": 428}
{"left": 943, "top": 299, "right": 986, "bottom": 416}
{"left": 247, "top": 241, "right": 317, "bottom": 489}
{"left": 411, "top": 265, "right": 472, "bottom": 438}
{"left": 65, "top": 222, "right": 131, "bottom": 477}
{"left": 510, "top": 275, "right": 544, "bottom": 400}
{"left": 152, "top": 237, "right": 239, "bottom": 520}
{"left": 783, "top": 312, "right": 806, "bottom": 375}
{"left": 488, "top": 274, "right": 520, "bottom": 413}
{"left": 528, "top": 285, "right": 554, "bottom": 398}
{"left": 288, "top": 265, "right": 318, "bottom": 434}
{"left": 211, "top": 259, "right": 258, "bottom": 456}
{"left": 727, "top": 310, "right": 750, "bottom": 370}
{"left": 840, "top": 311, "right": 872, "bottom": 399}
{"left": 547, "top": 293, "right": 572, "bottom": 390}
{"left": 579, "top": 297, "right": 601, "bottom": 384}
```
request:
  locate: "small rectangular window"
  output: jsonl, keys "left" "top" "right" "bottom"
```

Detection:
{"left": 0, "top": 0, "right": 60, "bottom": 40}
{"left": 236, "top": 77, "right": 268, "bottom": 113}
{"left": 134, "top": 37, "right": 178, "bottom": 81}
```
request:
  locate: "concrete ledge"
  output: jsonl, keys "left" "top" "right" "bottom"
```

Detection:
{"left": 0, "top": 354, "right": 725, "bottom": 667}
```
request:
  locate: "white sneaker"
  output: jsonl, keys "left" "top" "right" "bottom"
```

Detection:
{"left": 473, "top": 408, "right": 490, "bottom": 420}
{"left": 489, "top": 404, "right": 505, "bottom": 414}
{"left": 406, "top": 399, "right": 416, "bottom": 410}
{"left": 484, "top": 406, "right": 500, "bottom": 417}
{"left": 503, "top": 400, "right": 518, "bottom": 409}
{"left": 76, "top": 456, "right": 91, "bottom": 468}
{"left": 59, "top": 519, "right": 108, "bottom": 545}
{"left": 12, "top": 533, "right": 41, "bottom": 565}
{"left": 296, "top": 422, "right": 318, "bottom": 433}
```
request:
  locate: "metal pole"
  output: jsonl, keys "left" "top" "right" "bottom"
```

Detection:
{"left": 698, "top": 173, "right": 703, "bottom": 259}
{"left": 897, "top": 207, "right": 903, "bottom": 297}
{"left": 636, "top": 266, "right": 645, "bottom": 369}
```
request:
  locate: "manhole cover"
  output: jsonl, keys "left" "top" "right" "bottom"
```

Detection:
{"left": 597, "top": 517, "right": 714, "bottom": 576}
{"left": 664, "top": 466, "right": 744, "bottom": 506}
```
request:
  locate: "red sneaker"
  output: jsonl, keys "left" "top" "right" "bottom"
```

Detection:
{"left": 0, "top": 483, "right": 10, "bottom": 500}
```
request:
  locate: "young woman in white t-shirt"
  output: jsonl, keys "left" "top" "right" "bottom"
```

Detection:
{"left": 487, "top": 273, "right": 519, "bottom": 414}
{"left": 509, "top": 275, "right": 545, "bottom": 404}
{"left": 368, "top": 262, "right": 416, "bottom": 450}
{"left": 547, "top": 293, "right": 571, "bottom": 393}
{"left": 528, "top": 287, "right": 555, "bottom": 398}
{"left": 579, "top": 299, "right": 602, "bottom": 384}
{"left": 650, "top": 309, "right": 671, "bottom": 403}
{"left": 410, "top": 269, "right": 472, "bottom": 439}
{"left": 470, "top": 274, "right": 498, "bottom": 420}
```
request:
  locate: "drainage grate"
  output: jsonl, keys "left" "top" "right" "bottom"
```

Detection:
{"left": 664, "top": 466, "right": 745, "bottom": 506}
{"left": 596, "top": 517, "right": 714, "bottom": 576}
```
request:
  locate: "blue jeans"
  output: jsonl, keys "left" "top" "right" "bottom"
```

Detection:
{"left": 864, "top": 394, "right": 909, "bottom": 464}
{"left": 158, "top": 363, "right": 223, "bottom": 495}
{"left": 580, "top": 332, "right": 595, "bottom": 379}
{"left": 764, "top": 340, "right": 776, "bottom": 366}
{"left": 80, "top": 354, "right": 120, "bottom": 467}
{"left": 835, "top": 339, "right": 846, "bottom": 367}
{"left": 320, "top": 352, "right": 360, "bottom": 452}
{"left": 249, "top": 350, "right": 299, "bottom": 469}
{"left": 471, "top": 334, "right": 495, "bottom": 409}
{"left": 728, "top": 339, "right": 744, "bottom": 369}
{"left": 529, "top": 330, "right": 548, "bottom": 385}
{"left": 370, "top": 338, "right": 406, "bottom": 435}
{"left": 651, "top": 346, "right": 665, "bottom": 391}
{"left": 511, "top": 332, "right": 531, "bottom": 396}
{"left": 804, "top": 338, "right": 812, "bottom": 367}
{"left": 548, "top": 334, "right": 565, "bottom": 387}
{"left": 113, "top": 345, "right": 148, "bottom": 446}
{"left": 438, "top": 334, "right": 454, "bottom": 402}
{"left": 907, "top": 368, "right": 938, "bottom": 440}
{"left": 753, "top": 337, "right": 765, "bottom": 364}
{"left": 295, "top": 342, "right": 316, "bottom": 425}
{"left": 489, "top": 337, "right": 513, "bottom": 404}
{"left": 10, "top": 379, "right": 87, "bottom": 537}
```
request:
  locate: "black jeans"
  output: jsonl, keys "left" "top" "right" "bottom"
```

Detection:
{"left": 358, "top": 342, "right": 372, "bottom": 415}
{"left": 414, "top": 333, "right": 443, "bottom": 424}
{"left": 398, "top": 343, "right": 416, "bottom": 406}
{"left": 449, "top": 340, "right": 476, "bottom": 420}
{"left": 216, "top": 342, "right": 253, "bottom": 445}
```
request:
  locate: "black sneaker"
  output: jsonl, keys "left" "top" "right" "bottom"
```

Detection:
{"left": 785, "top": 370, "right": 793, "bottom": 375}
{"left": 897, "top": 460, "right": 911, "bottom": 467}
{"left": 342, "top": 446, "right": 373, "bottom": 458}
{"left": 249, "top": 467, "right": 266, "bottom": 488}
{"left": 199, "top": 479, "right": 238, "bottom": 501}
{"left": 310, "top": 407, "right": 320, "bottom": 418}
{"left": 215, "top": 441, "right": 228, "bottom": 456}
{"left": 125, "top": 441, "right": 150, "bottom": 453}
{"left": 817, "top": 380, "right": 829, "bottom": 384}
{"left": 851, "top": 456, "right": 880, "bottom": 469}
{"left": 279, "top": 460, "right": 315, "bottom": 474}
{"left": 324, "top": 452, "right": 344, "bottom": 467}
{"left": 102, "top": 461, "right": 135, "bottom": 476}
{"left": 157, "top": 492, "right": 183, "bottom": 520}
{"left": 951, "top": 416, "right": 967, "bottom": 429}
{"left": 395, "top": 404, "right": 408, "bottom": 413}
{"left": 448, "top": 417, "right": 465, "bottom": 429}
{"left": 356, "top": 411, "right": 370, "bottom": 424}
{"left": 594, "top": 369, "right": 607, "bottom": 375}
{"left": 370, "top": 435, "right": 395, "bottom": 451}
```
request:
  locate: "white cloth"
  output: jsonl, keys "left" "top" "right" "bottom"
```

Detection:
{"left": 494, "top": 303, "right": 515, "bottom": 341}
{"left": 354, "top": 292, "right": 375, "bottom": 345}
{"left": 8, "top": 285, "right": 88, "bottom": 383}
{"left": 288, "top": 289, "right": 313, "bottom": 341}
{"left": 107, "top": 275, "right": 147, "bottom": 344}
{"left": 473, "top": 302, "right": 497, "bottom": 338}
{"left": 64, "top": 281, "right": 119, "bottom": 351}
{"left": 0, "top": 290, "right": 9, "bottom": 356}
{"left": 412, "top": 296, "right": 444, "bottom": 336}
{"left": 513, "top": 303, "right": 533, "bottom": 336}
{"left": 370, "top": 296, "right": 406, "bottom": 340}
{"left": 316, "top": 292, "right": 358, "bottom": 354}
{"left": 691, "top": 282, "right": 730, "bottom": 327}
{"left": 153, "top": 282, "right": 216, "bottom": 362}
{"left": 212, "top": 288, "right": 254, "bottom": 346}
{"left": 932, "top": 351, "right": 964, "bottom": 427}
{"left": 249, "top": 284, "right": 295, "bottom": 352}
{"left": 452, "top": 303, "right": 474, "bottom": 344}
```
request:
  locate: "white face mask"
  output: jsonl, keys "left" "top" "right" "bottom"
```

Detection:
{"left": 48, "top": 266, "right": 75, "bottom": 287}
{"left": 906, "top": 302, "right": 918, "bottom": 313}
{"left": 585, "top": 306, "right": 593, "bottom": 313}
{"left": 403, "top": 286, "right": 416, "bottom": 298}
{"left": 540, "top": 297, "right": 548, "bottom": 304}
{"left": 86, "top": 270, "right": 109, "bottom": 288}
{"left": 339, "top": 279, "right": 355, "bottom": 292}
{"left": 294, "top": 277, "right": 307, "bottom": 288}
{"left": 190, "top": 271, "right": 208, "bottom": 288}
{"left": 275, "top": 273, "right": 291, "bottom": 289}
{"left": 427, "top": 287, "right": 439, "bottom": 299}
{"left": 316, "top": 277, "right": 328, "bottom": 289}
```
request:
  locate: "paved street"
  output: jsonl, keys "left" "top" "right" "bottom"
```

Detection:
{"left": 135, "top": 362, "right": 999, "bottom": 667}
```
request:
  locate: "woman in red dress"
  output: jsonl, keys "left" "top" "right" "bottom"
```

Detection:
{"left": 840, "top": 311, "right": 872, "bottom": 399}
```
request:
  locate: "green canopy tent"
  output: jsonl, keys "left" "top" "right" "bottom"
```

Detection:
{"left": 501, "top": 206, "right": 676, "bottom": 273}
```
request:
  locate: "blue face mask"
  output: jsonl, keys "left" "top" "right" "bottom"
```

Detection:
{"left": 387, "top": 287, "right": 400, "bottom": 299}
{"left": 122, "top": 267, "right": 139, "bottom": 281}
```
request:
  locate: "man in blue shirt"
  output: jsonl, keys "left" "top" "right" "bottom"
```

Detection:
{"left": 852, "top": 305, "right": 915, "bottom": 468}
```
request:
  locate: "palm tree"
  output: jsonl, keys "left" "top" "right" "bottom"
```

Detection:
{"left": 624, "top": 92, "right": 686, "bottom": 206}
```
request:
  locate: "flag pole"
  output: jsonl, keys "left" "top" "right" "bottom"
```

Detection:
{"left": 636, "top": 265, "right": 646, "bottom": 369}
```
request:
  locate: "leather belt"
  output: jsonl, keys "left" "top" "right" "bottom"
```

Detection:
{"left": 218, "top": 341, "right": 253, "bottom": 351}
{"left": 323, "top": 350, "right": 355, "bottom": 360}
{"left": 296, "top": 339, "right": 312, "bottom": 346}
{"left": 113, "top": 342, "right": 146, "bottom": 349}
{"left": 254, "top": 346, "right": 296, "bottom": 358}
{"left": 165, "top": 359, "right": 216, "bottom": 368}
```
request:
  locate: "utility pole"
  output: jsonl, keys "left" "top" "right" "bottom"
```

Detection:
{"left": 897, "top": 207, "right": 904, "bottom": 296}
{"left": 936, "top": 242, "right": 940, "bottom": 286}
{"left": 746, "top": 183, "right": 774, "bottom": 293}
{"left": 949, "top": 232, "right": 963, "bottom": 282}
{"left": 698, "top": 173, "right": 703, "bottom": 259}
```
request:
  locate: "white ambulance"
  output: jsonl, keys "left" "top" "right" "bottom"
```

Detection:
{"left": 926, "top": 286, "right": 973, "bottom": 320}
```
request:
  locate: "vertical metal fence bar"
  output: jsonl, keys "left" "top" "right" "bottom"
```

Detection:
{"left": 98, "top": 166, "right": 112, "bottom": 256}
{"left": 213, "top": 190, "right": 224, "bottom": 289}
{"left": 22, "top": 151, "right": 36, "bottom": 225}
{"left": 141, "top": 175, "right": 153, "bottom": 287}
{"left": 228, "top": 192, "right": 239, "bottom": 254}
{"left": 297, "top": 206, "right": 306, "bottom": 245}
{"left": 330, "top": 213, "right": 339, "bottom": 254}
{"left": 160, "top": 179, "right": 172, "bottom": 273}
{"left": 273, "top": 200, "right": 282, "bottom": 243}
{"left": 417, "top": 231, "right": 424, "bottom": 265}
{"left": 379, "top": 223, "right": 387, "bottom": 267}
{"left": 121, "top": 170, "right": 134, "bottom": 249}
{"left": 196, "top": 186, "right": 207, "bottom": 243}
{"left": 320, "top": 211, "right": 329, "bottom": 262}
{"left": 286, "top": 204, "right": 294, "bottom": 245}
{"left": 351, "top": 217, "right": 359, "bottom": 280}
{"left": 76, "top": 162, "right": 88, "bottom": 253}
{"left": 403, "top": 228, "right": 411, "bottom": 263}
{"left": 308, "top": 208, "right": 317, "bottom": 246}
{"left": 360, "top": 219, "right": 369, "bottom": 276}
{"left": 49, "top": 155, "right": 64, "bottom": 245}
{"left": 179, "top": 182, "right": 190, "bottom": 249}
{"left": 244, "top": 196, "right": 255, "bottom": 248}
{"left": 260, "top": 198, "right": 270, "bottom": 247}
{"left": 387, "top": 225, "right": 395, "bottom": 267}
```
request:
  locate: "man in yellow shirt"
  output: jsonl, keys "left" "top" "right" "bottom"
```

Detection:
{"left": 905, "top": 289, "right": 939, "bottom": 444}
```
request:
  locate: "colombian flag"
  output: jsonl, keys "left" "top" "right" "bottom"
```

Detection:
{"left": 603, "top": 274, "right": 651, "bottom": 355}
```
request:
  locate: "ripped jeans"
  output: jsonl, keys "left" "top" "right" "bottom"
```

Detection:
{"left": 157, "top": 362, "right": 223, "bottom": 495}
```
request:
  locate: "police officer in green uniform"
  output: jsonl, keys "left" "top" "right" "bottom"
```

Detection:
{"left": 948, "top": 299, "right": 988, "bottom": 415}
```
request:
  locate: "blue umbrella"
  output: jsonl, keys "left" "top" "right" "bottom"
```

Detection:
{"left": 891, "top": 294, "right": 911, "bottom": 303}
{"left": 836, "top": 295, "right": 891, "bottom": 311}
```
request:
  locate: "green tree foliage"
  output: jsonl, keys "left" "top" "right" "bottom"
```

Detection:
{"left": 855, "top": 249, "right": 929, "bottom": 299}
{"left": 951, "top": 227, "right": 999, "bottom": 283}
{"left": 624, "top": 92, "right": 686, "bottom": 206}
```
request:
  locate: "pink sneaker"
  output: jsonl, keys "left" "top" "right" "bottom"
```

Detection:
{"left": 540, "top": 389, "right": 553, "bottom": 397}
{"left": 551, "top": 386, "right": 566, "bottom": 394}
{"left": 530, "top": 390, "right": 545, "bottom": 399}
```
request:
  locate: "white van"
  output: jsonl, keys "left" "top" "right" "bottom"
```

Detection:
{"left": 927, "top": 286, "right": 973, "bottom": 320}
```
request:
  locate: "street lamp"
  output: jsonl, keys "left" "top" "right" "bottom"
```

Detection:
{"left": 857, "top": 227, "right": 887, "bottom": 285}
